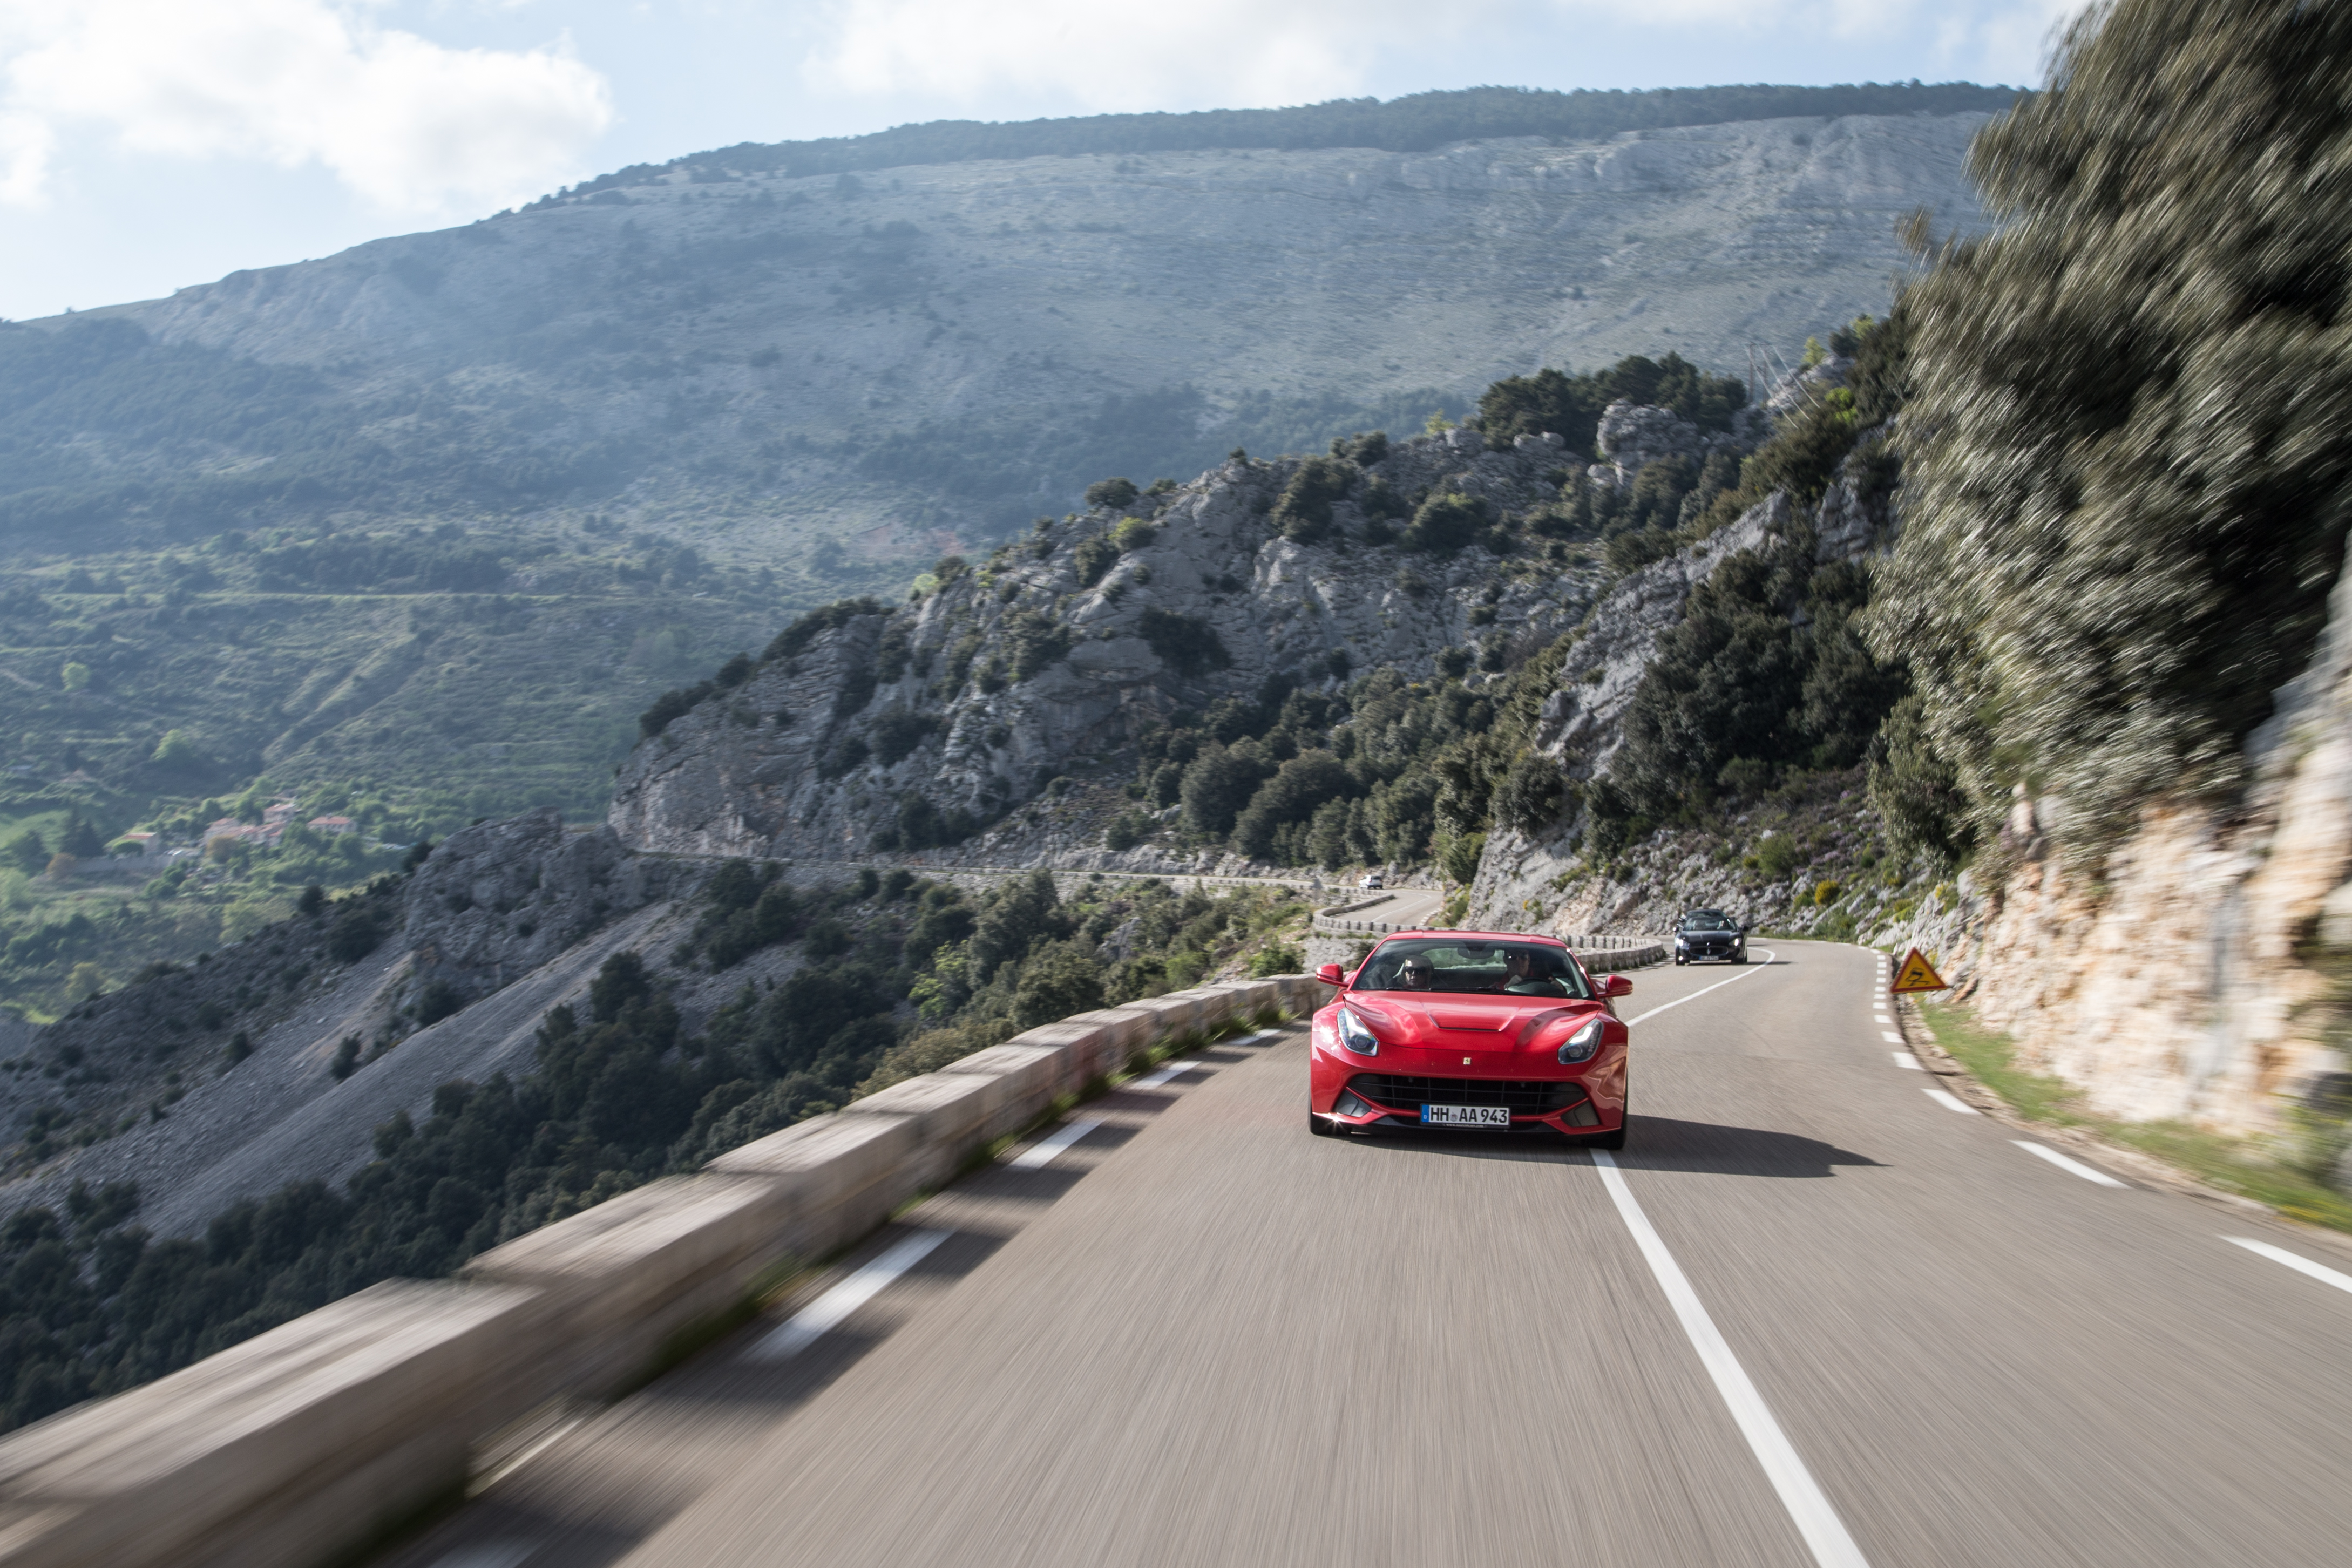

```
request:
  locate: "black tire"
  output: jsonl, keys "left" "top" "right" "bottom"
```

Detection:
{"left": 1309, "top": 1112, "right": 1339, "bottom": 1138}
{"left": 1589, "top": 1091, "right": 1629, "bottom": 1150}
{"left": 1730, "top": 953, "right": 1747, "bottom": 965}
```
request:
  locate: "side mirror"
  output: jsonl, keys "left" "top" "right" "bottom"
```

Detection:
{"left": 1316, "top": 963, "right": 1345, "bottom": 987}
{"left": 1603, "top": 975, "right": 1633, "bottom": 998}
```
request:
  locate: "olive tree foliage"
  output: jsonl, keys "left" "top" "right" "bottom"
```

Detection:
{"left": 1867, "top": 0, "right": 2352, "bottom": 860}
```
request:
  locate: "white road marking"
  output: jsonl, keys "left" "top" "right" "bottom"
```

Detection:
{"left": 1923, "top": 1088, "right": 1978, "bottom": 1116}
{"left": 1623, "top": 950, "right": 1778, "bottom": 1028}
{"left": 1129, "top": 1058, "right": 1202, "bottom": 1089}
{"left": 1880, "top": 1031, "right": 1903, "bottom": 1044}
{"left": 2012, "top": 1141, "right": 2126, "bottom": 1187}
{"left": 1892, "top": 1053, "right": 1922, "bottom": 1070}
{"left": 1592, "top": 1150, "right": 1871, "bottom": 1568}
{"left": 470, "top": 1411, "right": 587, "bottom": 1494}
{"left": 2226, "top": 1237, "right": 2352, "bottom": 1297}
{"left": 1010, "top": 1117, "right": 1103, "bottom": 1169}
{"left": 431, "top": 1545, "right": 537, "bottom": 1568}
{"left": 747, "top": 1230, "right": 951, "bottom": 1362}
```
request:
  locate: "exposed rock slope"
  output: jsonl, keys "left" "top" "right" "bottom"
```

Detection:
{"left": 610, "top": 426, "right": 1631, "bottom": 860}
{"left": 0, "top": 811, "right": 681, "bottom": 1225}
{"left": 1464, "top": 411, "right": 1900, "bottom": 933}
{"left": 1931, "top": 552, "right": 2352, "bottom": 1139}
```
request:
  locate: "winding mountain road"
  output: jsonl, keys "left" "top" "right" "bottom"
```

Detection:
{"left": 378, "top": 941, "right": 2352, "bottom": 1568}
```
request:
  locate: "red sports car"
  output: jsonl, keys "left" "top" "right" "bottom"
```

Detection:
{"left": 1307, "top": 931, "right": 1631, "bottom": 1146}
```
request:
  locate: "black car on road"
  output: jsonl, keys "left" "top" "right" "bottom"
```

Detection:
{"left": 1674, "top": 909, "right": 1747, "bottom": 965}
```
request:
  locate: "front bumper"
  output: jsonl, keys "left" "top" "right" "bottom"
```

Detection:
{"left": 1309, "top": 1035, "right": 1627, "bottom": 1133}
{"left": 1676, "top": 939, "right": 1743, "bottom": 962}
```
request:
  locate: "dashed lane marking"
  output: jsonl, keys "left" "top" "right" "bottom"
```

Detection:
{"left": 430, "top": 1545, "right": 537, "bottom": 1568}
{"left": 1623, "top": 951, "right": 1778, "bottom": 1028}
{"left": 1923, "top": 1088, "right": 1979, "bottom": 1116}
{"left": 1892, "top": 1053, "right": 1922, "bottom": 1070}
{"left": 1129, "top": 1058, "right": 1203, "bottom": 1090}
{"left": 2012, "top": 1141, "right": 2127, "bottom": 1187}
{"left": 2226, "top": 1237, "right": 2352, "bottom": 1297}
{"left": 1010, "top": 1117, "right": 1103, "bottom": 1170}
{"left": 747, "top": 1230, "right": 952, "bottom": 1362}
{"left": 1592, "top": 1150, "right": 1872, "bottom": 1568}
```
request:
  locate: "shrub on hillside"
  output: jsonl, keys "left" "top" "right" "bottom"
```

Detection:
{"left": 1084, "top": 477, "right": 1139, "bottom": 512}
{"left": 1137, "top": 608, "right": 1230, "bottom": 678}
{"left": 1401, "top": 492, "right": 1488, "bottom": 553}
{"left": 1073, "top": 534, "right": 1119, "bottom": 587}
{"left": 1869, "top": 0, "right": 2352, "bottom": 856}
{"left": 1271, "top": 456, "right": 1355, "bottom": 543}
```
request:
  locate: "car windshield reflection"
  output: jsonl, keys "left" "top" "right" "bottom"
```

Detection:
{"left": 1356, "top": 939, "right": 1592, "bottom": 999}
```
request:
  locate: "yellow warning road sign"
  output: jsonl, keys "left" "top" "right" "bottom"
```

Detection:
{"left": 1890, "top": 948, "right": 1948, "bottom": 994}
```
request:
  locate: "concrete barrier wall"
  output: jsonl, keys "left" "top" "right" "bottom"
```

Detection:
{"left": 0, "top": 974, "right": 1328, "bottom": 1568}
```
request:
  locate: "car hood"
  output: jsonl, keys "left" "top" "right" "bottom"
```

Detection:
{"left": 1343, "top": 995, "right": 1609, "bottom": 1054}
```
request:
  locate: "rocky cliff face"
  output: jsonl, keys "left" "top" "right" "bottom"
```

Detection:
{"left": 45, "top": 114, "right": 1988, "bottom": 564}
{"left": 1463, "top": 357, "right": 1897, "bottom": 934}
{"left": 1929, "top": 555, "right": 2352, "bottom": 1142}
{"left": 398, "top": 809, "right": 675, "bottom": 996}
{"left": 609, "top": 425, "right": 1651, "bottom": 861}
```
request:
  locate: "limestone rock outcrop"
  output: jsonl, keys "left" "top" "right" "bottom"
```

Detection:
{"left": 610, "top": 429, "right": 1619, "bottom": 862}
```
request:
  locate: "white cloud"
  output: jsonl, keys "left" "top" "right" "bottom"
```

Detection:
{"left": 801, "top": 0, "right": 2070, "bottom": 112}
{"left": 0, "top": 0, "right": 614, "bottom": 212}
{"left": 806, "top": 0, "right": 1499, "bottom": 111}
{"left": 1967, "top": 1, "right": 2085, "bottom": 83}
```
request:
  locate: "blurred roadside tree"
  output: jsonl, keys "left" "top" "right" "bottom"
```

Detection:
{"left": 1869, "top": 0, "right": 2352, "bottom": 860}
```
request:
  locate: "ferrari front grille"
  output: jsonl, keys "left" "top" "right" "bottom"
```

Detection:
{"left": 1346, "top": 1074, "right": 1590, "bottom": 1115}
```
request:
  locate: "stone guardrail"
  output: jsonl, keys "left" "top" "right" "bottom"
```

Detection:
{"left": 1313, "top": 892, "right": 1397, "bottom": 919}
{"left": 0, "top": 974, "right": 1331, "bottom": 1568}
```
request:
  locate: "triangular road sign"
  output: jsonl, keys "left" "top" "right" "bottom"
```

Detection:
{"left": 1890, "top": 947, "right": 1948, "bottom": 994}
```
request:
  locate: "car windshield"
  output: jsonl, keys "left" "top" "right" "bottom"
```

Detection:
{"left": 1679, "top": 913, "right": 1737, "bottom": 932}
{"left": 1356, "top": 939, "right": 1591, "bottom": 998}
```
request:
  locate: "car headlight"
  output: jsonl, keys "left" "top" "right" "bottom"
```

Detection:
{"left": 1557, "top": 1017, "right": 1605, "bottom": 1064}
{"left": 1337, "top": 1007, "right": 1380, "bottom": 1056}
{"left": 1675, "top": 935, "right": 1689, "bottom": 947}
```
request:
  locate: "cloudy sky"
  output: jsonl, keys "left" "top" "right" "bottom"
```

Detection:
{"left": 0, "top": 0, "right": 2079, "bottom": 321}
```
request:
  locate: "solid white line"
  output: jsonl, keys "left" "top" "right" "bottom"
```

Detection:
{"left": 1130, "top": 1058, "right": 1202, "bottom": 1089}
{"left": 1010, "top": 1116, "right": 1103, "bottom": 1170}
{"left": 1591, "top": 1150, "right": 1870, "bottom": 1568}
{"left": 1879, "top": 1031, "right": 1903, "bottom": 1044}
{"left": 1892, "top": 1053, "right": 1922, "bottom": 1071}
{"left": 1623, "top": 950, "right": 1777, "bottom": 1028}
{"left": 1922, "top": 1088, "right": 1978, "bottom": 1116}
{"left": 747, "top": 1230, "right": 951, "bottom": 1361}
{"left": 2226, "top": 1237, "right": 2352, "bottom": 1297}
{"left": 2011, "top": 1141, "right": 2126, "bottom": 1187}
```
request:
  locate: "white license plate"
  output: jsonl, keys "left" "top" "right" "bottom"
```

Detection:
{"left": 1422, "top": 1104, "right": 1510, "bottom": 1127}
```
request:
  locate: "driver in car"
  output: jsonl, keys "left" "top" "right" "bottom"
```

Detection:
{"left": 1399, "top": 955, "right": 1436, "bottom": 990}
{"left": 1501, "top": 948, "right": 1567, "bottom": 996}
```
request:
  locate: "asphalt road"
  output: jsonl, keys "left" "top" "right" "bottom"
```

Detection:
{"left": 1315, "top": 883, "right": 1449, "bottom": 932}
{"left": 381, "top": 940, "right": 2352, "bottom": 1568}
